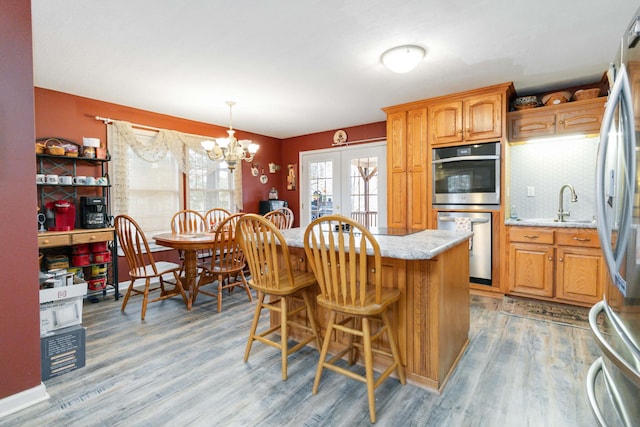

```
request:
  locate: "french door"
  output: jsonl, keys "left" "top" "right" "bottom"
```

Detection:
{"left": 299, "top": 142, "right": 386, "bottom": 227}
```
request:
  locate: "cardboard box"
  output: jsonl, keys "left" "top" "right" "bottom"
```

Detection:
{"left": 41, "top": 325, "right": 86, "bottom": 381}
{"left": 40, "top": 280, "right": 87, "bottom": 336}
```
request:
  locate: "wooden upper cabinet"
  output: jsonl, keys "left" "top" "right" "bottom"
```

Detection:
{"left": 387, "top": 111, "right": 407, "bottom": 173}
{"left": 508, "top": 97, "right": 605, "bottom": 142}
{"left": 430, "top": 101, "right": 463, "bottom": 145}
{"left": 430, "top": 93, "right": 503, "bottom": 145}
{"left": 464, "top": 93, "right": 502, "bottom": 141}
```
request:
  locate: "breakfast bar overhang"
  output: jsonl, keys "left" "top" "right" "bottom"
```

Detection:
{"left": 277, "top": 227, "right": 472, "bottom": 392}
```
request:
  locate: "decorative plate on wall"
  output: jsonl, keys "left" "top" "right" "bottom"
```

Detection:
{"left": 260, "top": 172, "right": 268, "bottom": 184}
{"left": 333, "top": 130, "right": 347, "bottom": 145}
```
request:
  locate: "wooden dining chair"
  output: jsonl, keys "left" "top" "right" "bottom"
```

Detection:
{"left": 204, "top": 207, "right": 231, "bottom": 231}
{"left": 194, "top": 213, "right": 252, "bottom": 311}
{"left": 115, "top": 215, "right": 188, "bottom": 321}
{"left": 235, "top": 214, "right": 322, "bottom": 380}
{"left": 170, "top": 209, "right": 209, "bottom": 264}
{"left": 275, "top": 206, "right": 294, "bottom": 229}
{"left": 264, "top": 210, "right": 289, "bottom": 230}
{"left": 303, "top": 214, "right": 406, "bottom": 423}
{"left": 171, "top": 209, "right": 206, "bottom": 234}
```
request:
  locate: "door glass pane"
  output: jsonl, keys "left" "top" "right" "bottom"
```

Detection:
{"left": 309, "top": 160, "right": 334, "bottom": 221}
{"left": 349, "top": 156, "right": 379, "bottom": 228}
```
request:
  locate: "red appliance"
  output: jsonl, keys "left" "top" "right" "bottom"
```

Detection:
{"left": 46, "top": 200, "right": 76, "bottom": 231}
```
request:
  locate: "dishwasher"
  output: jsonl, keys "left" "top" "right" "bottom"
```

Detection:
{"left": 437, "top": 211, "right": 492, "bottom": 286}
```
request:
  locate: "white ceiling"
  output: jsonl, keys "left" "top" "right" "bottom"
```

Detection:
{"left": 31, "top": 0, "right": 639, "bottom": 139}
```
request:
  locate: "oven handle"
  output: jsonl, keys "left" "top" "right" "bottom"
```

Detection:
{"left": 438, "top": 216, "right": 489, "bottom": 224}
{"left": 432, "top": 155, "right": 499, "bottom": 164}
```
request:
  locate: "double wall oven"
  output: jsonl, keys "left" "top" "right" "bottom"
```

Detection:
{"left": 433, "top": 142, "right": 500, "bottom": 286}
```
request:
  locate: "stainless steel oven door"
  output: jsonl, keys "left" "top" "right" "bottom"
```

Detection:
{"left": 432, "top": 142, "right": 500, "bottom": 206}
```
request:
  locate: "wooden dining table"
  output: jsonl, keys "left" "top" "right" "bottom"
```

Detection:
{"left": 153, "top": 232, "right": 217, "bottom": 310}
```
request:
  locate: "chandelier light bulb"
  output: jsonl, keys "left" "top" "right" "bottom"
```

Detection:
{"left": 381, "top": 45, "right": 426, "bottom": 73}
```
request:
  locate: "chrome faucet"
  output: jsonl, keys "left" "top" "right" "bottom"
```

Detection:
{"left": 557, "top": 184, "right": 578, "bottom": 222}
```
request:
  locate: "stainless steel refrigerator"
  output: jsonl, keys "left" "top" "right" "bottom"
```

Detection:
{"left": 588, "top": 7, "right": 640, "bottom": 426}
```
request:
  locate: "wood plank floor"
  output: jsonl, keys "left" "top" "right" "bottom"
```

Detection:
{"left": 4, "top": 291, "right": 600, "bottom": 426}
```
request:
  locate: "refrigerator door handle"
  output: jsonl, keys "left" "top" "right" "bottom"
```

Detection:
{"left": 596, "top": 63, "right": 637, "bottom": 294}
{"left": 587, "top": 357, "right": 635, "bottom": 427}
{"left": 589, "top": 301, "right": 640, "bottom": 388}
{"left": 587, "top": 357, "right": 608, "bottom": 427}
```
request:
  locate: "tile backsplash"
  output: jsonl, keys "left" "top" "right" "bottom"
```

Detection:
{"left": 508, "top": 136, "right": 598, "bottom": 220}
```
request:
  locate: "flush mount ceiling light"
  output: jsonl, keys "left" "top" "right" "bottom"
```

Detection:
{"left": 381, "top": 45, "right": 426, "bottom": 73}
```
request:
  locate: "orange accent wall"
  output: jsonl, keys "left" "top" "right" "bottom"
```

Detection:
{"left": 279, "top": 122, "right": 386, "bottom": 227}
{"left": 34, "top": 88, "right": 283, "bottom": 214}
{"left": 0, "top": 0, "right": 42, "bottom": 400}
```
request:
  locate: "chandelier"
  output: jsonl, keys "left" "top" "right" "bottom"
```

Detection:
{"left": 201, "top": 101, "right": 259, "bottom": 172}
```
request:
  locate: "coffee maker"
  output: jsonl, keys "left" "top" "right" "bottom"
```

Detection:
{"left": 45, "top": 200, "right": 76, "bottom": 231}
{"left": 80, "top": 196, "right": 107, "bottom": 229}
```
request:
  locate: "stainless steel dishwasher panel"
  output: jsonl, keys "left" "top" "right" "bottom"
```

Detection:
{"left": 437, "top": 211, "right": 492, "bottom": 285}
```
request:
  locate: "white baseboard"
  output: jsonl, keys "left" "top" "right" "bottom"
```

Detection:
{"left": 0, "top": 383, "right": 49, "bottom": 419}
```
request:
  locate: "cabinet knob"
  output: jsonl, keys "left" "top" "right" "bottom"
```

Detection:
{"left": 558, "top": 120, "right": 564, "bottom": 125}
{"left": 43, "top": 239, "right": 49, "bottom": 244}
{"left": 558, "top": 258, "right": 563, "bottom": 262}
{"left": 524, "top": 234, "right": 539, "bottom": 239}
{"left": 90, "top": 236, "right": 97, "bottom": 240}
{"left": 573, "top": 237, "right": 591, "bottom": 242}
{"left": 548, "top": 256, "right": 553, "bottom": 261}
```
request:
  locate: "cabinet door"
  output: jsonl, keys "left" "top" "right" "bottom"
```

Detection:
{"left": 556, "top": 246, "right": 605, "bottom": 305}
{"left": 407, "top": 108, "right": 428, "bottom": 228}
{"left": 386, "top": 111, "right": 407, "bottom": 228}
{"left": 509, "top": 243, "right": 554, "bottom": 297}
{"left": 556, "top": 101, "right": 604, "bottom": 135}
{"left": 508, "top": 110, "right": 556, "bottom": 141}
{"left": 430, "top": 101, "right": 462, "bottom": 145}
{"left": 464, "top": 93, "right": 502, "bottom": 141}
{"left": 387, "top": 111, "right": 406, "bottom": 173}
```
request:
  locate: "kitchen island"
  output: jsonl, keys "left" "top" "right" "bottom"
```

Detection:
{"left": 277, "top": 227, "right": 472, "bottom": 392}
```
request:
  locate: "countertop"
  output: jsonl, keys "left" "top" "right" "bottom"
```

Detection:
{"left": 505, "top": 218, "right": 597, "bottom": 229}
{"left": 280, "top": 227, "right": 472, "bottom": 260}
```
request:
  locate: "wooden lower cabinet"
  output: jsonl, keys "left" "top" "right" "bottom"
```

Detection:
{"left": 556, "top": 246, "right": 606, "bottom": 304}
{"left": 509, "top": 242, "right": 554, "bottom": 297}
{"left": 507, "top": 226, "right": 604, "bottom": 306}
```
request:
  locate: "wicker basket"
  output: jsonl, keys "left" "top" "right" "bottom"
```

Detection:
{"left": 35, "top": 143, "right": 46, "bottom": 154}
{"left": 542, "top": 91, "right": 572, "bottom": 106}
{"left": 45, "top": 138, "right": 66, "bottom": 156}
{"left": 573, "top": 88, "right": 600, "bottom": 101}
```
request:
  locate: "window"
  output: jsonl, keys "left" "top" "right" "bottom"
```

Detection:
{"left": 187, "top": 150, "right": 234, "bottom": 214}
{"left": 109, "top": 124, "right": 239, "bottom": 238}
{"left": 125, "top": 129, "right": 181, "bottom": 236}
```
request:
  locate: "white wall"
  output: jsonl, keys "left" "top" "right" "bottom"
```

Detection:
{"left": 508, "top": 136, "right": 598, "bottom": 220}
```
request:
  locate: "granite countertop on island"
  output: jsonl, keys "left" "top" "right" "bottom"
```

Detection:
{"left": 280, "top": 227, "right": 472, "bottom": 260}
{"left": 505, "top": 218, "right": 597, "bottom": 229}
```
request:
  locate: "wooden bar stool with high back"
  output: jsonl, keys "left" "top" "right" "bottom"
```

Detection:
{"left": 235, "top": 214, "right": 322, "bottom": 380}
{"left": 303, "top": 215, "right": 406, "bottom": 423}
